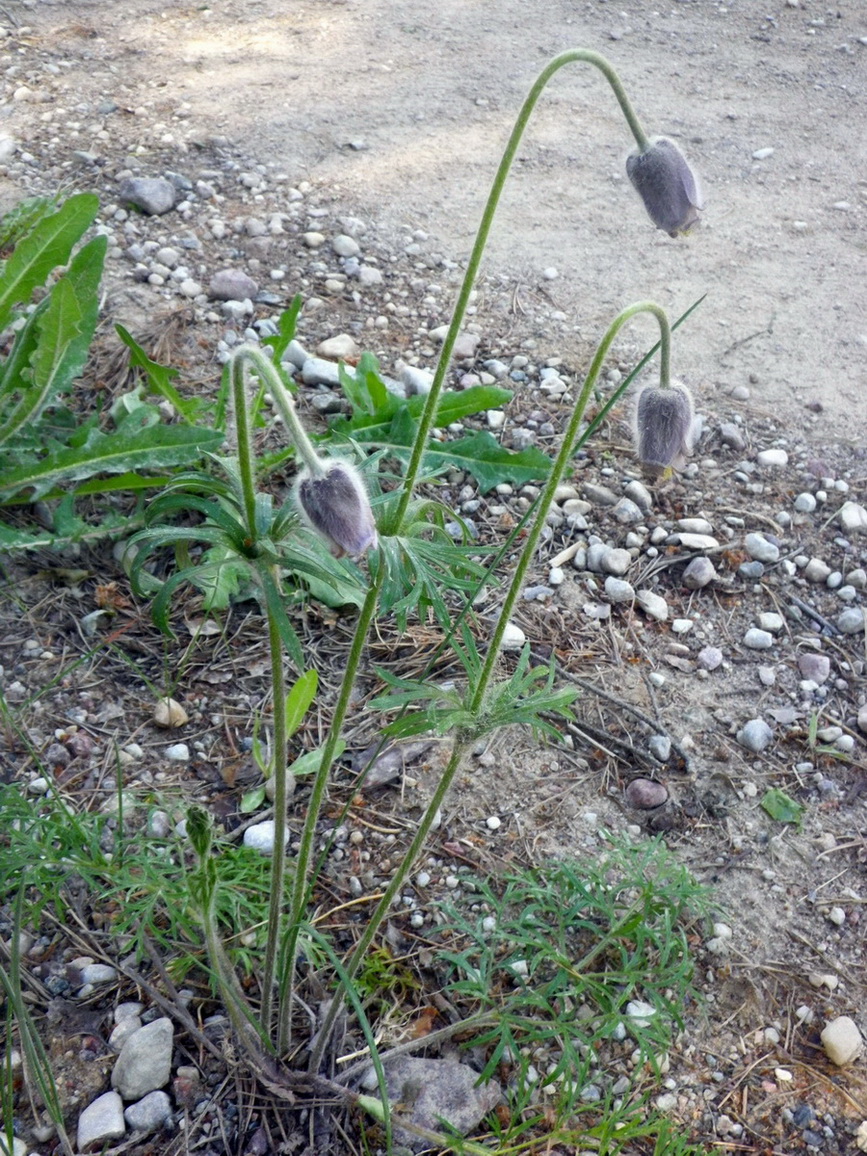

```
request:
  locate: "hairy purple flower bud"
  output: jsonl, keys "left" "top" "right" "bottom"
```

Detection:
{"left": 626, "top": 137, "right": 702, "bottom": 237}
{"left": 295, "top": 460, "right": 378, "bottom": 558}
{"left": 633, "top": 380, "right": 695, "bottom": 477}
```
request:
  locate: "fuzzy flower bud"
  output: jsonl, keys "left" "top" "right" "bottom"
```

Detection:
{"left": 626, "top": 136, "right": 702, "bottom": 237}
{"left": 633, "top": 380, "right": 695, "bottom": 477}
{"left": 295, "top": 460, "right": 378, "bottom": 558}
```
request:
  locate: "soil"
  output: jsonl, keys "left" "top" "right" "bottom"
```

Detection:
{"left": 1, "top": 0, "right": 867, "bottom": 1154}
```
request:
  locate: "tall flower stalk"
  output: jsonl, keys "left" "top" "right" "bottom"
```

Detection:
{"left": 386, "top": 49, "right": 653, "bottom": 537}
{"left": 308, "top": 300, "right": 674, "bottom": 1072}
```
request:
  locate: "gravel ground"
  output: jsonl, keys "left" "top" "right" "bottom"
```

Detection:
{"left": 1, "top": 4, "right": 867, "bottom": 1154}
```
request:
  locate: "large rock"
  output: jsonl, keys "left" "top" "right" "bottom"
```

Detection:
{"left": 118, "top": 177, "right": 176, "bottom": 216}
{"left": 365, "top": 1057, "right": 500, "bottom": 1152}
{"left": 111, "top": 1017, "right": 174, "bottom": 1100}
{"left": 77, "top": 1090, "right": 125, "bottom": 1151}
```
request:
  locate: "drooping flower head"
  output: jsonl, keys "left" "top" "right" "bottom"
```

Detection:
{"left": 633, "top": 379, "right": 695, "bottom": 478}
{"left": 295, "top": 459, "right": 378, "bottom": 559}
{"left": 626, "top": 136, "right": 702, "bottom": 237}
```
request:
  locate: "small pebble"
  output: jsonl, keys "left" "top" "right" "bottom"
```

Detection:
{"left": 697, "top": 646, "right": 723, "bottom": 671}
{"left": 737, "top": 718, "right": 773, "bottom": 753}
{"left": 745, "top": 532, "right": 780, "bottom": 564}
{"left": 743, "top": 628, "right": 773, "bottom": 650}
{"left": 243, "top": 821, "right": 289, "bottom": 855}
{"left": 820, "top": 1016, "right": 863, "bottom": 1065}
{"left": 683, "top": 556, "right": 716, "bottom": 589}
{"left": 625, "top": 779, "right": 668, "bottom": 809}
{"left": 838, "top": 608, "right": 866, "bottom": 635}
{"left": 636, "top": 589, "right": 669, "bottom": 621}
{"left": 756, "top": 448, "right": 788, "bottom": 467}
{"left": 804, "top": 557, "right": 832, "bottom": 583}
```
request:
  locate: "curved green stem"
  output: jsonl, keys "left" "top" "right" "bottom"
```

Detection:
{"left": 473, "top": 300, "right": 670, "bottom": 708}
{"left": 231, "top": 344, "right": 325, "bottom": 477}
{"left": 388, "top": 49, "right": 648, "bottom": 535}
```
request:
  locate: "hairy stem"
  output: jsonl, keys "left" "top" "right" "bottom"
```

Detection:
{"left": 475, "top": 300, "right": 671, "bottom": 700}
{"left": 259, "top": 566, "right": 290, "bottom": 1034}
{"left": 388, "top": 49, "right": 648, "bottom": 535}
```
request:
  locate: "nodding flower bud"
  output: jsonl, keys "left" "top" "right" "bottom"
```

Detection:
{"left": 295, "top": 460, "right": 378, "bottom": 559}
{"left": 626, "top": 137, "right": 702, "bottom": 237}
{"left": 634, "top": 380, "right": 695, "bottom": 478}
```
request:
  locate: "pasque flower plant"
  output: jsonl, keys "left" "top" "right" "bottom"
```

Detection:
{"left": 135, "top": 46, "right": 705, "bottom": 1145}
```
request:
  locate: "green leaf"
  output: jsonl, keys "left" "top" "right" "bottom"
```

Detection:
{"left": 0, "top": 193, "right": 99, "bottom": 333}
{"left": 261, "top": 295, "right": 303, "bottom": 363}
{"left": 760, "top": 788, "right": 804, "bottom": 826}
{"left": 338, "top": 351, "right": 388, "bottom": 417}
{"left": 0, "top": 235, "right": 106, "bottom": 443}
{"left": 285, "top": 670, "right": 318, "bottom": 738}
{"left": 115, "top": 323, "right": 207, "bottom": 425}
{"left": 328, "top": 383, "right": 513, "bottom": 442}
{"left": 289, "top": 739, "right": 346, "bottom": 777}
{"left": 0, "top": 423, "right": 224, "bottom": 502}
{"left": 240, "top": 786, "right": 267, "bottom": 814}
{"left": 423, "top": 429, "right": 552, "bottom": 492}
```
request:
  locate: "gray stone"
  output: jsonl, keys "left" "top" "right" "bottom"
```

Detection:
{"left": 612, "top": 498, "right": 643, "bottom": 524}
{"left": 756, "top": 613, "right": 784, "bottom": 634}
{"left": 111, "top": 1018, "right": 174, "bottom": 1100}
{"left": 243, "top": 820, "right": 290, "bottom": 855}
{"left": 452, "top": 332, "right": 481, "bottom": 361}
{"left": 756, "top": 448, "right": 788, "bottom": 467}
{"left": 78, "top": 1091, "right": 126, "bottom": 1150}
{"left": 857, "top": 704, "right": 867, "bottom": 735}
{"left": 332, "top": 234, "right": 361, "bottom": 258}
{"left": 838, "top": 501, "right": 867, "bottom": 535}
{"left": 364, "top": 1057, "right": 500, "bottom": 1151}
{"left": 683, "top": 556, "right": 716, "bottom": 589}
{"left": 124, "top": 1090, "right": 172, "bottom": 1135}
{"left": 697, "top": 646, "right": 723, "bottom": 671}
{"left": 357, "top": 265, "right": 383, "bottom": 286}
{"left": 636, "top": 589, "right": 669, "bottom": 621}
{"left": 678, "top": 517, "right": 714, "bottom": 535}
{"left": 745, "top": 532, "right": 780, "bottom": 564}
{"left": 794, "top": 492, "right": 817, "bottom": 513}
{"left": 586, "top": 543, "right": 608, "bottom": 572}
{"left": 604, "top": 576, "right": 635, "bottom": 603}
{"left": 119, "top": 177, "right": 176, "bottom": 216}
{"left": 820, "top": 1016, "right": 863, "bottom": 1066}
{"left": 743, "top": 628, "right": 773, "bottom": 650}
{"left": 79, "top": 963, "right": 118, "bottom": 986}
{"left": 400, "top": 365, "right": 434, "bottom": 397}
{"left": 737, "top": 718, "right": 773, "bottom": 753}
{"left": 600, "top": 547, "right": 631, "bottom": 577}
{"left": 718, "top": 422, "right": 746, "bottom": 451}
{"left": 301, "top": 358, "right": 343, "bottom": 387}
{"left": 837, "top": 608, "right": 866, "bottom": 635}
{"left": 798, "top": 653, "right": 830, "bottom": 684}
{"left": 582, "top": 482, "right": 618, "bottom": 506}
{"left": 317, "top": 333, "right": 359, "bottom": 361}
{"left": 623, "top": 479, "right": 653, "bottom": 510}
{"left": 648, "top": 734, "right": 671, "bottom": 761}
{"left": 281, "top": 339, "right": 309, "bottom": 369}
{"left": 803, "top": 557, "right": 832, "bottom": 583}
{"left": 208, "top": 269, "right": 259, "bottom": 301}
{"left": 626, "top": 779, "right": 668, "bottom": 809}
{"left": 676, "top": 533, "right": 719, "bottom": 550}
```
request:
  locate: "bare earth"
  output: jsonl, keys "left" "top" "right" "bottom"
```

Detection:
{"left": 2, "top": 0, "right": 867, "bottom": 1153}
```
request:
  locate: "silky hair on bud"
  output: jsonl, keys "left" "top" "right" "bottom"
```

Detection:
{"left": 633, "top": 380, "right": 695, "bottom": 477}
{"left": 626, "top": 136, "right": 703, "bottom": 237}
{"left": 295, "top": 459, "right": 378, "bottom": 559}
